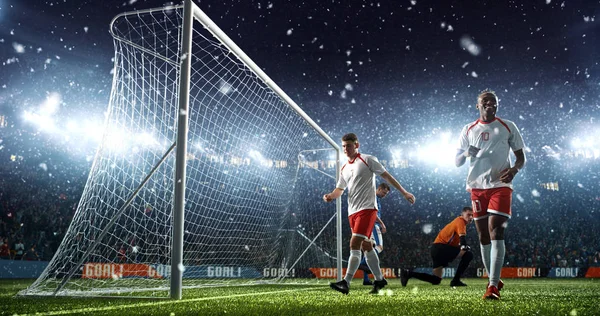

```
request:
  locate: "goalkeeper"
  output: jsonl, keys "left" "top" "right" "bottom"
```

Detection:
{"left": 400, "top": 206, "right": 474, "bottom": 287}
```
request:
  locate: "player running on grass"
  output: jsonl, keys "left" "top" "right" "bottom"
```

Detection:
{"left": 323, "top": 133, "right": 415, "bottom": 295}
{"left": 455, "top": 89, "right": 526, "bottom": 300}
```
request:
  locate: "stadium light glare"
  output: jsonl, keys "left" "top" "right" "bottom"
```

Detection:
{"left": 136, "top": 132, "right": 159, "bottom": 148}
{"left": 102, "top": 127, "right": 130, "bottom": 153}
{"left": 390, "top": 148, "right": 402, "bottom": 160}
{"left": 249, "top": 149, "right": 263, "bottom": 160}
{"left": 23, "top": 110, "right": 56, "bottom": 132}
{"left": 249, "top": 149, "right": 272, "bottom": 168}
{"left": 415, "top": 142, "right": 456, "bottom": 167}
{"left": 571, "top": 137, "right": 583, "bottom": 149}
{"left": 40, "top": 92, "right": 61, "bottom": 115}
{"left": 194, "top": 141, "right": 205, "bottom": 152}
{"left": 22, "top": 110, "right": 35, "bottom": 122}
{"left": 65, "top": 120, "right": 79, "bottom": 133}
{"left": 83, "top": 121, "right": 106, "bottom": 143}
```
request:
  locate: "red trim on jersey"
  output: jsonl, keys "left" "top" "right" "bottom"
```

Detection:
{"left": 478, "top": 118, "right": 495, "bottom": 125}
{"left": 466, "top": 120, "right": 479, "bottom": 136}
{"left": 356, "top": 154, "right": 369, "bottom": 167}
{"left": 341, "top": 163, "right": 347, "bottom": 173}
{"left": 348, "top": 153, "right": 359, "bottom": 164}
{"left": 495, "top": 117, "right": 512, "bottom": 133}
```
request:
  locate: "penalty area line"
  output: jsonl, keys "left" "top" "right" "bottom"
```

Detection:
{"left": 20, "top": 286, "right": 325, "bottom": 316}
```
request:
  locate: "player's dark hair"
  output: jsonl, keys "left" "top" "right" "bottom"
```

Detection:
{"left": 342, "top": 133, "right": 358, "bottom": 143}
{"left": 462, "top": 206, "right": 473, "bottom": 213}
{"left": 478, "top": 89, "right": 497, "bottom": 100}
{"left": 378, "top": 183, "right": 390, "bottom": 190}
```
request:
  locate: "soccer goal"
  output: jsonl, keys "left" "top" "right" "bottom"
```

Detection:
{"left": 19, "top": 0, "right": 342, "bottom": 299}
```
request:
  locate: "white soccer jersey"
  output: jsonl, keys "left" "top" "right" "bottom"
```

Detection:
{"left": 458, "top": 117, "right": 525, "bottom": 190}
{"left": 336, "top": 153, "right": 387, "bottom": 216}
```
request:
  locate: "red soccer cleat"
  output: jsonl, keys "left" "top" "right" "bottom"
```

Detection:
{"left": 487, "top": 279, "right": 504, "bottom": 291}
{"left": 483, "top": 285, "right": 500, "bottom": 300}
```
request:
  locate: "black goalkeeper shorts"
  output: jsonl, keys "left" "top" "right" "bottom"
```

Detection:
{"left": 431, "top": 243, "right": 460, "bottom": 268}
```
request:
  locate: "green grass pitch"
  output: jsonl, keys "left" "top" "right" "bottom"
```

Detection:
{"left": 1, "top": 278, "right": 599, "bottom": 315}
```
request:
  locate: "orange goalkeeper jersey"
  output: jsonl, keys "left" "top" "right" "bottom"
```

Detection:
{"left": 433, "top": 217, "right": 468, "bottom": 247}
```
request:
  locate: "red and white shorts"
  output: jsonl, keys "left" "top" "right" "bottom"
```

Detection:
{"left": 470, "top": 187, "right": 513, "bottom": 221}
{"left": 348, "top": 209, "right": 378, "bottom": 239}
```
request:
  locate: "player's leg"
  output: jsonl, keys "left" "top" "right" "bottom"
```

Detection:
{"left": 350, "top": 210, "right": 387, "bottom": 294}
{"left": 484, "top": 187, "right": 512, "bottom": 299}
{"left": 362, "top": 225, "right": 383, "bottom": 285}
{"left": 361, "top": 226, "right": 378, "bottom": 285}
{"left": 344, "top": 217, "right": 370, "bottom": 284}
{"left": 346, "top": 234, "right": 366, "bottom": 283}
{"left": 403, "top": 244, "right": 447, "bottom": 286}
{"left": 472, "top": 189, "right": 492, "bottom": 279}
{"left": 360, "top": 241, "right": 374, "bottom": 285}
{"left": 330, "top": 234, "right": 363, "bottom": 294}
{"left": 488, "top": 215, "right": 507, "bottom": 288}
{"left": 330, "top": 213, "right": 364, "bottom": 294}
{"left": 330, "top": 209, "right": 378, "bottom": 294}
{"left": 405, "top": 267, "right": 443, "bottom": 286}
{"left": 372, "top": 224, "right": 383, "bottom": 254}
{"left": 359, "top": 213, "right": 384, "bottom": 283}
{"left": 450, "top": 248, "right": 473, "bottom": 286}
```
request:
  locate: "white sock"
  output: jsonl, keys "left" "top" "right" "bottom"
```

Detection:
{"left": 344, "top": 250, "right": 362, "bottom": 285}
{"left": 490, "top": 240, "right": 505, "bottom": 287}
{"left": 480, "top": 243, "right": 491, "bottom": 278}
{"left": 364, "top": 249, "right": 383, "bottom": 281}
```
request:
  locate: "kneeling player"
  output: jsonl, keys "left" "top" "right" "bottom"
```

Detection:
{"left": 400, "top": 206, "right": 474, "bottom": 287}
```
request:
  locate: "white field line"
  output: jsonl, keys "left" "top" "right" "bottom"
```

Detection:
{"left": 20, "top": 286, "right": 325, "bottom": 316}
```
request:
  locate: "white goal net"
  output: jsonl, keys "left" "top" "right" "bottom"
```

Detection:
{"left": 20, "top": 0, "right": 341, "bottom": 298}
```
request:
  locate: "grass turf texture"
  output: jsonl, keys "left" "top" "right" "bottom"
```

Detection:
{"left": 1, "top": 278, "right": 599, "bottom": 315}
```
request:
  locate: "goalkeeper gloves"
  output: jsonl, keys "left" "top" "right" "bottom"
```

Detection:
{"left": 459, "top": 236, "right": 470, "bottom": 251}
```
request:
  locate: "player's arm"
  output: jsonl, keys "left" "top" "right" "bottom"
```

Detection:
{"left": 455, "top": 149, "right": 467, "bottom": 167}
{"left": 459, "top": 235, "right": 470, "bottom": 251}
{"left": 499, "top": 149, "right": 526, "bottom": 183}
{"left": 457, "top": 219, "right": 470, "bottom": 251}
{"left": 455, "top": 146, "right": 481, "bottom": 167}
{"left": 376, "top": 216, "right": 387, "bottom": 233}
{"left": 379, "top": 171, "right": 415, "bottom": 204}
{"left": 323, "top": 188, "right": 344, "bottom": 202}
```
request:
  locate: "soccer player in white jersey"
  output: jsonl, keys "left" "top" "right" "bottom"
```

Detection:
{"left": 323, "top": 133, "right": 415, "bottom": 295}
{"left": 455, "top": 90, "right": 526, "bottom": 300}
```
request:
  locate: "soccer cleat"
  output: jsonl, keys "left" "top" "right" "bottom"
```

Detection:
{"left": 330, "top": 280, "right": 349, "bottom": 295}
{"left": 483, "top": 285, "right": 500, "bottom": 300}
{"left": 400, "top": 269, "right": 410, "bottom": 287}
{"left": 487, "top": 279, "right": 504, "bottom": 291}
{"left": 449, "top": 280, "right": 467, "bottom": 287}
{"left": 363, "top": 279, "right": 373, "bottom": 286}
{"left": 369, "top": 278, "right": 388, "bottom": 294}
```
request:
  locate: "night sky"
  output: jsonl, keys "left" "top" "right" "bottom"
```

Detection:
{"left": 1, "top": 0, "right": 599, "bottom": 196}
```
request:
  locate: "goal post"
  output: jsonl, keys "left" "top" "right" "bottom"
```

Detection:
{"left": 19, "top": 0, "right": 343, "bottom": 299}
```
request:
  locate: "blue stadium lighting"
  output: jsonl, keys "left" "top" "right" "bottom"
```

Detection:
{"left": 411, "top": 131, "right": 457, "bottom": 168}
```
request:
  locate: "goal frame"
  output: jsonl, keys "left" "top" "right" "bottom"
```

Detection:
{"left": 20, "top": 0, "right": 343, "bottom": 300}
{"left": 158, "top": 0, "right": 342, "bottom": 299}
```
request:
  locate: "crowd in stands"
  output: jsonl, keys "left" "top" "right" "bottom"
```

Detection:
{"left": 0, "top": 151, "right": 87, "bottom": 262}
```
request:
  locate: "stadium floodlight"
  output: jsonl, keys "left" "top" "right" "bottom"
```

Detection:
{"left": 40, "top": 92, "right": 61, "bottom": 116}
{"left": 412, "top": 131, "right": 457, "bottom": 169}
{"left": 19, "top": 0, "right": 341, "bottom": 299}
